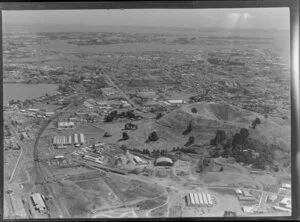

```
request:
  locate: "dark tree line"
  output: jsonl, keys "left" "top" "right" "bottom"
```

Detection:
{"left": 104, "top": 110, "right": 142, "bottom": 122}
{"left": 182, "top": 122, "right": 193, "bottom": 135}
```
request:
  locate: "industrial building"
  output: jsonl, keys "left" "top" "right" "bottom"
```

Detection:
{"left": 53, "top": 133, "right": 85, "bottom": 148}
{"left": 133, "top": 155, "right": 148, "bottom": 165}
{"left": 74, "top": 133, "right": 85, "bottom": 147}
{"left": 155, "top": 157, "right": 173, "bottom": 166}
{"left": 242, "top": 206, "right": 255, "bottom": 214}
{"left": 235, "top": 189, "right": 243, "bottom": 195}
{"left": 167, "top": 100, "right": 186, "bottom": 106}
{"left": 137, "top": 91, "right": 157, "bottom": 100}
{"left": 30, "top": 193, "right": 47, "bottom": 213}
{"left": 83, "top": 155, "right": 104, "bottom": 164}
{"left": 237, "top": 196, "right": 257, "bottom": 204}
{"left": 101, "top": 87, "right": 118, "bottom": 96}
{"left": 57, "top": 122, "right": 75, "bottom": 129}
{"left": 282, "top": 183, "right": 291, "bottom": 189}
{"left": 101, "top": 87, "right": 123, "bottom": 100}
{"left": 45, "top": 111, "right": 55, "bottom": 116}
{"left": 280, "top": 197, "right": 291, "bottom": 209}
{"left": 242, "top": 189, "right": 253, "bottom": 197}
{"left": 53, "top": 135, "right": 72, "bottom": 148}
{"left": 185, "top": 192, "right": 213, "bottom": 207}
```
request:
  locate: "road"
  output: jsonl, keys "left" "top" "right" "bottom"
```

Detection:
{"left": 259, "top": 192, "right": 269, "bottom": 208}
{"left": 7, "top": 121, "right": 31, "bottom": 184}
{"left": 104, "top": 74, "right": 137, "bottom": 108}
{"left": 146, "top": 195, "right": 169, "bottom": 217}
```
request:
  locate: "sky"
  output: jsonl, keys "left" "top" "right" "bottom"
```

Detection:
{"left": 3, "top": 8, "right": 289, "bottom": 30}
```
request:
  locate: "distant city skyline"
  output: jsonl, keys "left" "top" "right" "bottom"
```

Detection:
{"left": 3, "top": 8, "right": 289, "bottom": 30}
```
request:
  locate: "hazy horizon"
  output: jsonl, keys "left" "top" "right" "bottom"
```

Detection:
{"left": 3, "top": 8, "right": 290, "bottom": 33}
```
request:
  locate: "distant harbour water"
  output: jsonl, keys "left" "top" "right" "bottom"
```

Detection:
{"left": 3, "top": 83, "right": 59, "bottom": 104}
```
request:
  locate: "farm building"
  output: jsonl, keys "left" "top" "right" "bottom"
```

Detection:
{"left": 155, "top": 157, "right": 173, "bottom": 166}
{"left": 185, "top": 193, "right": 213, "bottom": 207}
{"left": 30, "top": 193, "right": 47, "bottom": 212}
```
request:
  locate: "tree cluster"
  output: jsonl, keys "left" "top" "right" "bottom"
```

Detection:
{"left": 182, "top": 122, "right": 193, "bottom": 135}
{"left": 209, "top": 128, "right": 275, "bottom": 170}
{"left": 104, "top": 110, "right": 142, "bottom": 122}
{"left": 156, "top": 113, "right": 163, "bottom": 120}
{"left": 146, "top": 131, "right": 159, "bottom": 143}
{"left": 184, "top": 136, "right": 195, "bottom": 147}
{"left": 191, "top": 107, "right": 198, "bottom": 113}
{"left": 251, "top": 117, "right": 261, "bottom": 129}
{"left": 124, "top": 123, "right": 138, "bottom": 130}
{"left": 210, "top": 130, "right": 226, "bottom": 146}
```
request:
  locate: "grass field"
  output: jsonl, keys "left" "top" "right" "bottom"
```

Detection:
{"left": 103, "top": 174, "right": 164, "bottom": 203}
{"left": 52, "top": 181, "right": 107, "bottom": 218}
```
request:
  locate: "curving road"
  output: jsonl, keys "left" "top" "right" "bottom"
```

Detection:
{"left": 7, "top": 121, "right": 31, "bottom": 184}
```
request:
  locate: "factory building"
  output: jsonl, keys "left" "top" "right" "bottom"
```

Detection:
{"left": 185, "top": 193, "right": 213, "bottom": 207}
{"left": 155, "top": 157, "right": 173, "bottom": 166}
{"left": 30, "top": 193, "right": 47, "bottom": 213}
{"left": 53, "top": 133, "right": 85, "bottom": 148}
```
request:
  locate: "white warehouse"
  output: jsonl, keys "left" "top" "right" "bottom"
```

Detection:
{"left": 185, "top": 192, "right": 213, "bottom": 207}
